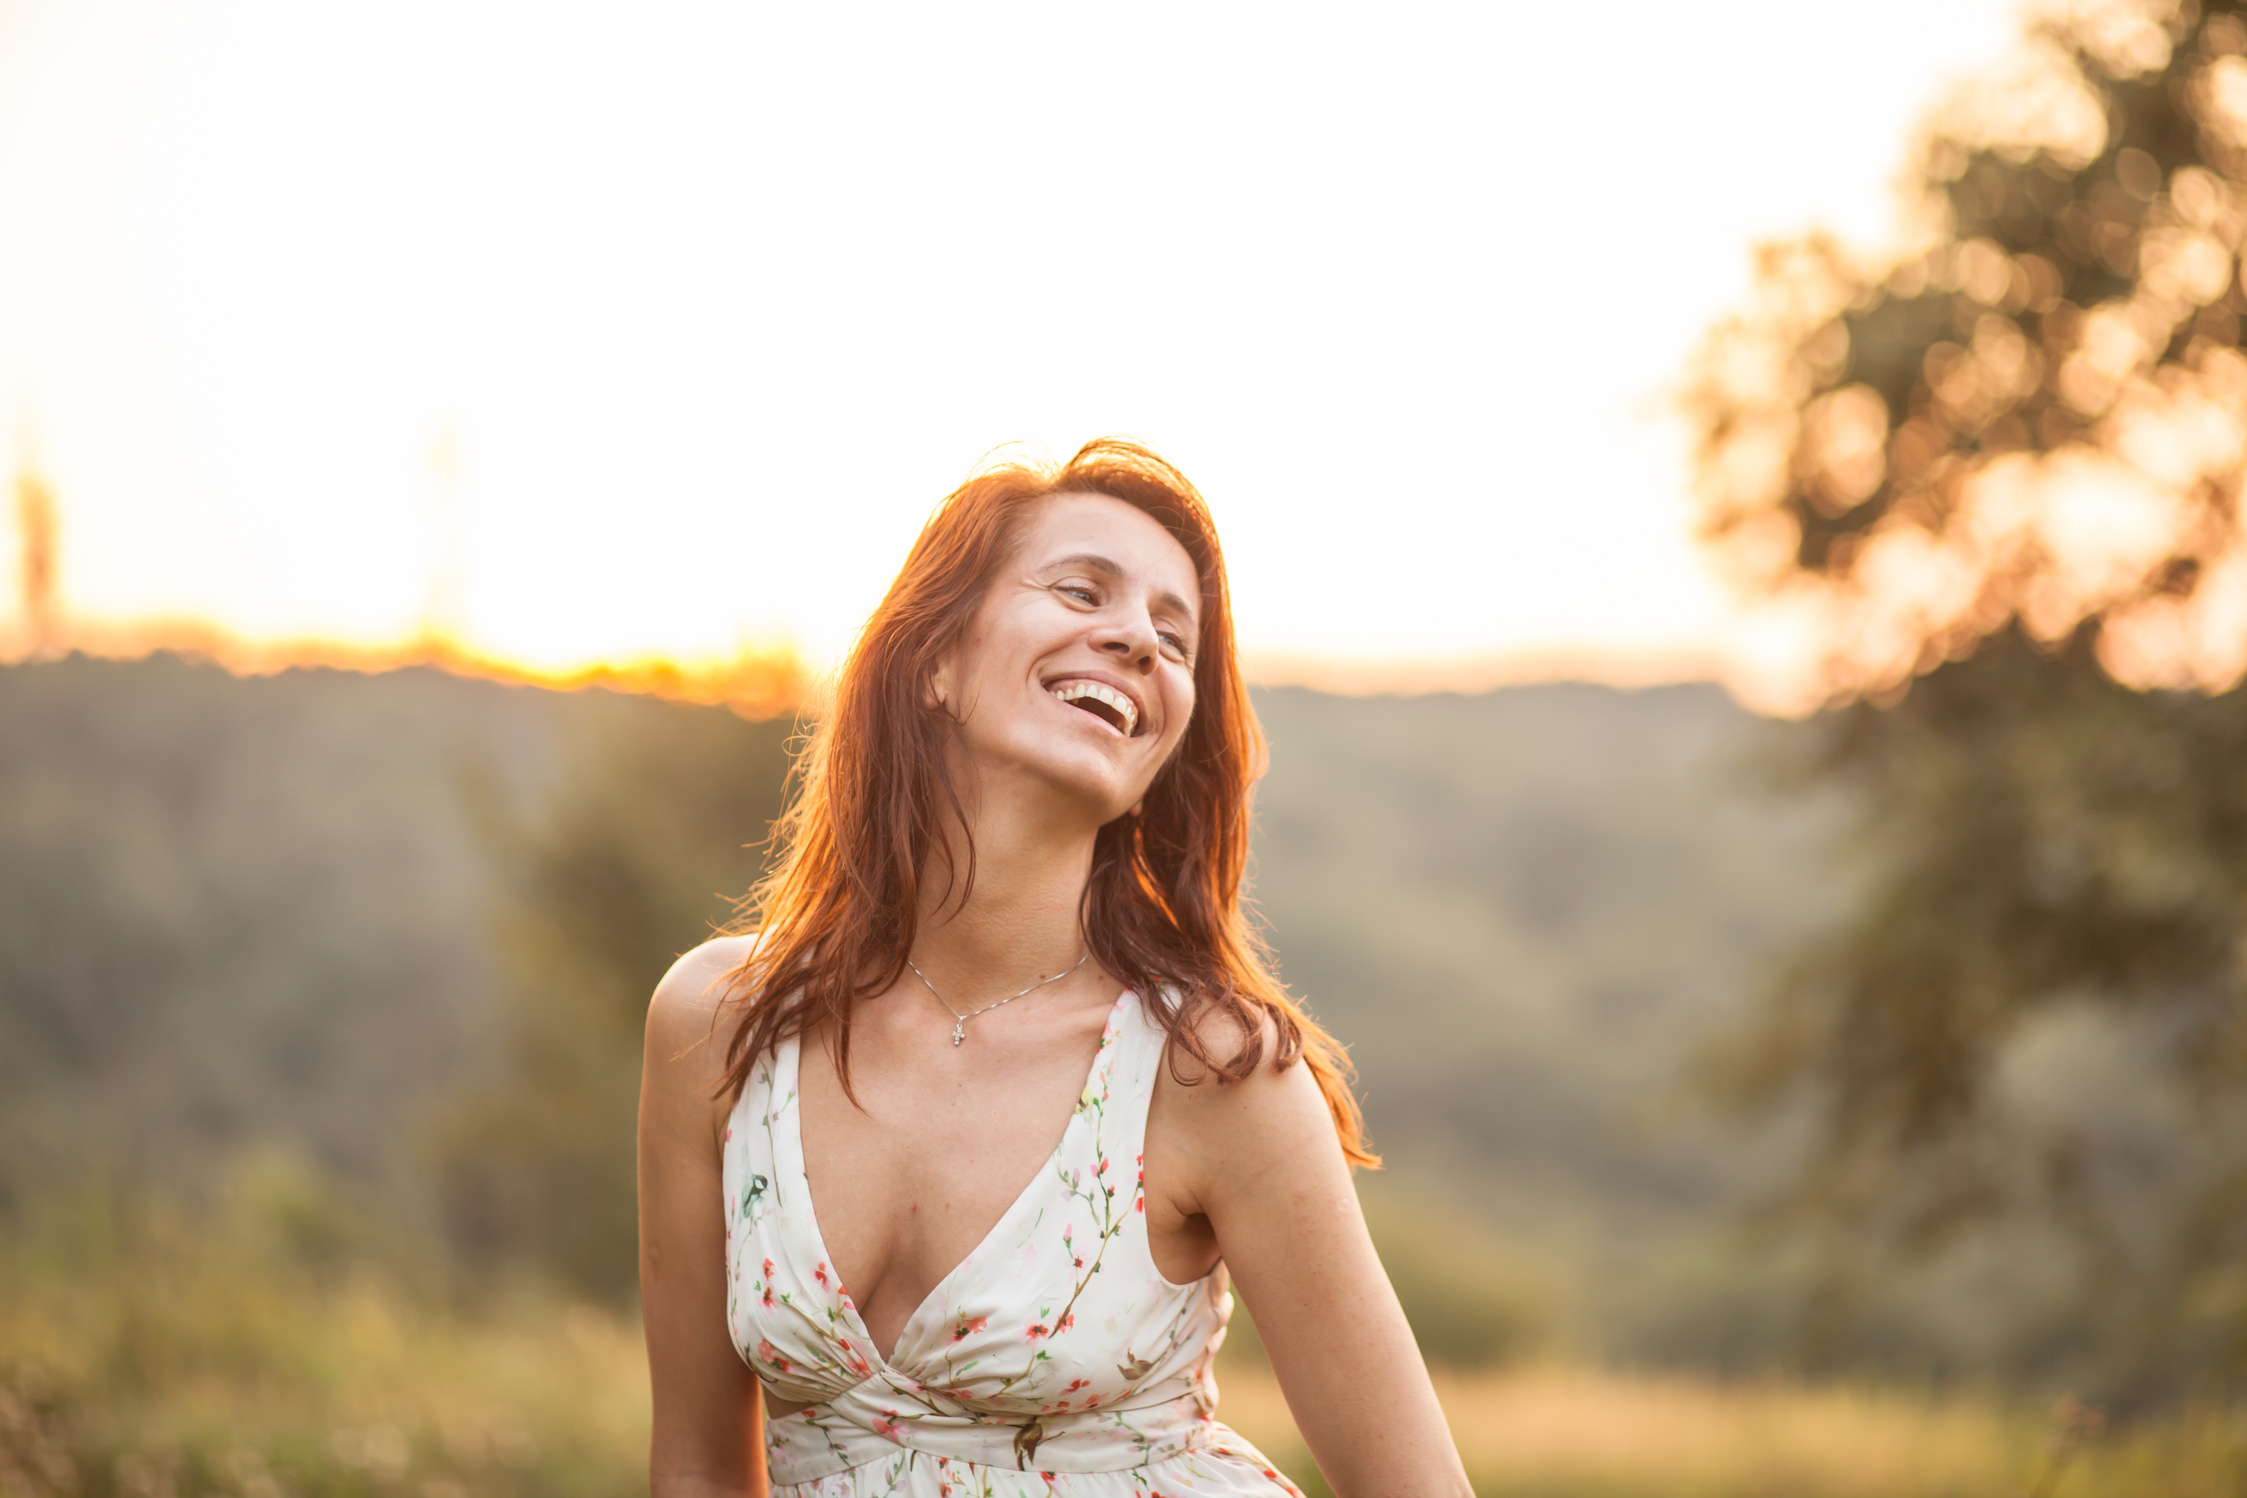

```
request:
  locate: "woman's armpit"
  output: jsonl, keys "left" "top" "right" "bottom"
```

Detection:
{"left": 761, "top": 1383, "right": 817, "bottom": 1420}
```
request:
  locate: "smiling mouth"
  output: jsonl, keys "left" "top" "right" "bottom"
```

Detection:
{"left": 1049, "top": 680, "right": 1140, "bottom": 737}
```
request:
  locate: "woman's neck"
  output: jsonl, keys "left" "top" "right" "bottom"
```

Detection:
{"left": 912, "top": 777, "right": 1099, "bottom": 992}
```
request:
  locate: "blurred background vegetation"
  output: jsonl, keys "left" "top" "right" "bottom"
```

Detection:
{"left": 18, "top": 0, "right": 2247, "bottom": 1492}
{"left": 0, "top": 654, "right": 2229, "bottom": 1496}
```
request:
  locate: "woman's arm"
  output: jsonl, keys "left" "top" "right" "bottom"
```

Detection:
{"left": 640, "top": 938, "right": 768, "bottom": 1498}
{"left": 1151, "top": 1020, "right": 1471, "bottom": 1496}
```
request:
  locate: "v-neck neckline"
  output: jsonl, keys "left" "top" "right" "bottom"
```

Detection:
{"left": 783, "top": 987, "right": 1135, "bottom": 1373}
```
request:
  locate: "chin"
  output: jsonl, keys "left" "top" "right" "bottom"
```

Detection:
{"left": 1019, "top": 745, "right": 1144, "bottom": 825}
{"left": 1055, "top": 773, "right": 1142, "bottom": 828}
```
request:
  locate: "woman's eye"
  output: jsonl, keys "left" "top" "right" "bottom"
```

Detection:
{"left": 1056, "top": 584, "right": 1098, "bottom": 605}
{"left": 1160, "top": 632, "right": 1188, "bottom": 657}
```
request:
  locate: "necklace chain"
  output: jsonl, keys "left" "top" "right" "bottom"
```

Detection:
{"left": 908, "top": 949, "right": 1091, "bottom": 1047}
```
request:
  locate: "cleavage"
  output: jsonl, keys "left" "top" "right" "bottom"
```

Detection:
{"left": 795, "top": 994, "right": 1117, "bottom": 1363}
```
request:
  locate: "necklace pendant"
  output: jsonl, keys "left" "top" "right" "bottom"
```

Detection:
{"left": 951, "top": 1020, "right": 965, "bottom": 1047}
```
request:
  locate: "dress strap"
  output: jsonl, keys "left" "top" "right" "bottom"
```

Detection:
{"left": 1093, "top": 989, "right": 1173, "bottom": 1178}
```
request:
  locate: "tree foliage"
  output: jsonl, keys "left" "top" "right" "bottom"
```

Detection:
{"left": 1687, "top": 0, "right": 2247, "bottom": 1394}
{"left": 1690, "top": 0, "right": 2247, "bottom": 698}
{"left": 427, "top": 699, "right": 793, "bottom": 1301}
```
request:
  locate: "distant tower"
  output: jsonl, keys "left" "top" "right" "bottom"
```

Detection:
{"left": 15, "top": 459, "right": 60, "bottom": 659}
{"left": 419, "top": 425, "right": 467, "bottom": 654}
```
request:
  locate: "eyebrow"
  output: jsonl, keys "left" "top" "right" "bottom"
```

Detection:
{"left": 1048, "top": 552, "right": 1200, "bottom": 630}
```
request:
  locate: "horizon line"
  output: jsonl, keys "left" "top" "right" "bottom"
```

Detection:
{"left": 0, "top": 612, "right": 1790, "bottom": 716}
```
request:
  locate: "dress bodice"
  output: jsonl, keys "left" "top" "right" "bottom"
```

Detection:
{"left": 721, "top": 989, "right": 1300, "bottom": 1493}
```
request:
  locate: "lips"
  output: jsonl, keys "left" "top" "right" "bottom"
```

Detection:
{"left": 1047, "top": 678, "right": 1141, "bottom": 737}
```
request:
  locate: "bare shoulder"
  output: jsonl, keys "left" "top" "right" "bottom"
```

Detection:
{"left": 1151, "top": 997, "right": 1339, "bottom": 1200}
{"left": 1159, "top": 995, "right": 1300, "bottom": 1091}
{"left": 644, "top": 934, "right": 760, "bottom": 1089}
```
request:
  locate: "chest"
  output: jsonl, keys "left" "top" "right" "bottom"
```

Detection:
{"left": 795, "top": 1002, "right": 1116, "bottom": 1343}
{"left": 722, "top": 999, "right": 1232, "bottom": 1423}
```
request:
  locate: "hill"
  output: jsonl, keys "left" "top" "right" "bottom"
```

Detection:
{"left": 3, "top": 652, "right": 2078, "bottom": 1374}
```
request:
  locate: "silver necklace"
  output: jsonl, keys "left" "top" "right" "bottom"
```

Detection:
{"left": 907, "top": 949, "right": 1091, "bottom": 1047}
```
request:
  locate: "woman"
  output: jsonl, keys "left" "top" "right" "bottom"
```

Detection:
{"left": 639, "top": 440, "right": 1471, "bottom": 1495}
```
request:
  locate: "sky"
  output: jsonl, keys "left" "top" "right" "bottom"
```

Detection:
{"left": 0, "top": 0, "right": 2032, "bottom": 705}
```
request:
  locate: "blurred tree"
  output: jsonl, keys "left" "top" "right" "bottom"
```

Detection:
{"left": 1684, "top": 0, "right": 2247, "bottom": 1396}
{"left": 428, "top": 697, "right": 793, "bottom": 1301}
{"left": 14, "top": 461, "right": 61, "bottom": 658}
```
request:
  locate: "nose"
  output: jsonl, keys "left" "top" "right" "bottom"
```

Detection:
{"left": 1095, "top": 612, "right": 1158, "bottom": 673}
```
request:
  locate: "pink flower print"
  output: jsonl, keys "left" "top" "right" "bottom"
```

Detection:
{"left": 1096, "top": 1157, "right": 1109, "bottom": 1176}
{"left": 1056, "top": 1313, "right": 1075, "bottom": 1334}
{"left": 724, "top": 1126, "right": 734, "bottom": 1141}
{"left": 951, "top": 1315, "right": 987, "bottom": 1341}
{"left": 871, "top": 1410, "right": 906, "bottom": 1442}
{"left": 814, "top": 1262, "right": 830, "bottom": 1287}
{"left": 1026, "top": 1323, "right": 1049, "bottom": 1340}
{"left": 842, "top": 1343, "right": 872, "bottom": 1378}
{"left": 761, "top": 1284, "right": 775, "bottom": 1308}
{"left": 1064, "top": 1378, "right": 1090, "bottom": 1394}
{"left": 755, "top": 1339, "right": 792, "bottom": 1374}
{"left": 762, "top": 1257, "right": 775, "bottom": 1278}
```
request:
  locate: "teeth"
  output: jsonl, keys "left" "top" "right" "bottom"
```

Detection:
{"left": 1049, "top": 680, "right": 1138, "bottom": 736}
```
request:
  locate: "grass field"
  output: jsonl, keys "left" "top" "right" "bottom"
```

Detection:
{"left": 1, "top": 1283, "right": 647, "bottom": 1498}
{"left": 6, "top": 1256, "right": 2242, "bottom": 1498}
{"left": 1218, "top": 1364, "right": 2240, "bottom": 1498}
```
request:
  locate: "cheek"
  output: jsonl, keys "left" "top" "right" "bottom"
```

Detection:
{"left": 1165, "top": 683, "right": 1197, "bottom": 746}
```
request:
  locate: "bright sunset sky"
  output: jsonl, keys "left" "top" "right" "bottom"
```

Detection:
{"left": 0, "top": 0, "right": 2033, "bottom": 701}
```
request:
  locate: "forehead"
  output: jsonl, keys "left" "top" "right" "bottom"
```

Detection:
{"left": 1015, "top": 492, "right": 1202, "bottom": 608}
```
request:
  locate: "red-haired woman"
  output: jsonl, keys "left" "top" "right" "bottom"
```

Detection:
{"left": 638, "top": 440, "right": 1471, "bottom": 1495}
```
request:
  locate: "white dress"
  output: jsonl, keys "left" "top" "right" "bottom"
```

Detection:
{"left": 720, "top": 988, "right": 1303, "bottom": 1494}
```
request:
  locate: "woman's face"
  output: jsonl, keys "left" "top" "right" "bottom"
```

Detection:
{"left": 931, "top": 491, "right": 1202, "bottom": 826}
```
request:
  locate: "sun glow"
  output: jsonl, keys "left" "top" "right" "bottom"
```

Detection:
{"left": 0, "top": 0, "right": 2028, "bottom": 712}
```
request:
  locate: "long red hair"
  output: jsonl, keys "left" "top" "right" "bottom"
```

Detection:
{"left": 718, "top": 438, "right": 1374, "bottom": 1167}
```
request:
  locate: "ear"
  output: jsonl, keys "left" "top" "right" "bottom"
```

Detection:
{"left": 1127, "top": 799, "right": 1145, "bottom": 819}
{"left": 925, "top": 657, "right": 952, "bottom": 712}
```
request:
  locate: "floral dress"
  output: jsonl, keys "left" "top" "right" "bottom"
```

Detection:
{"left": 721, "top": 989, "right": 1304, "bottom": 1495}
